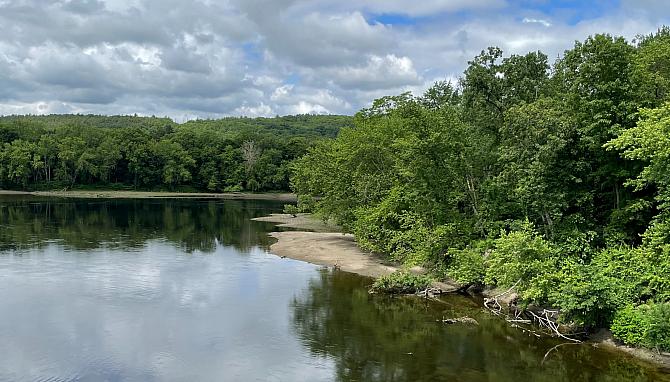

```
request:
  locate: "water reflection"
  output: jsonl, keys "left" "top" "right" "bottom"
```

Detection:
{"left": 0, "top": 196, "right": 279, "bottom": 252}
{"left": 291, "top": 269, "right": 670, "bottom": 382}
{"left": 0, "top": 196, "right": 668, "bottom": 381}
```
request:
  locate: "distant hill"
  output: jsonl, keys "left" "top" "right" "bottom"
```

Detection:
{"left": 0, "top": 114, "right": 353, "bottom": 192}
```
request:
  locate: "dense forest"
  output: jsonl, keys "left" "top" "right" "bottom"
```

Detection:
{"left": 0, "top": 114, "right": 351, "bottom": 192}
{"left": 291, "top": 28, "right": 670, "bottom": 351}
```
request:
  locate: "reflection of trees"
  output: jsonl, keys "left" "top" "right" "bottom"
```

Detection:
{"left": 0, "top": 196, "right": 280, "bottom": 252}
{"left": 291, "top": 270, "right": 669, "bottom": 382}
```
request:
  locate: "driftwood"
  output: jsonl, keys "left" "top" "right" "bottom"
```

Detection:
{"left": 527, "top": 309, "right": 581, "bottom": 343}
{"left": 483, "top": 279, "right": 521, "bottom": 315}
{"left": 483, "top": 279, "right": 581, "bottom": 343}
{"left": 416, "top": 287, "right": 443, "bottom": 298}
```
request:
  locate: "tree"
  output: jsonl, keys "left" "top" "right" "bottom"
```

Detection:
{"left": 496, "top": 98, "right": 577, "bottom": 237}
{"left": 56, "top": 136, "right": 94, "bottom": 187}
{"left": 0, "top": 140, "right": 37, "bottom": 188}
{"left": 634, "top": 27, "right": 670, "bottom": 106}
{"left": 153, "top": 140, "right": 195, "bottom": 190}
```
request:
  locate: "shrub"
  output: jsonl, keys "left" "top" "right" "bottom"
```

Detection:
{"left": 447, "top": 245, "right": 487, "bottom": 285}
{"left": 647, "top": 303, "right": 670, "bottom": 351}
{"left": 296, "top": 195, "right": 315, "bottom": 213}
{"left": 548, "top": 261, "right": 622, "bottom": 326}
{"left": 612, "top": 303, "right": 670, "bottom": 351}
{"left": 612, "top": 304, "right": 649, "bottom": 347}
{"left": 283, "top": 204, "right": 300, "bottom": 217}
{"left": 592, "top": 246, "right": 653, "bottom": 305}
{"left": 484, "top": 221, "right": 555, "bottom": 291}
{"left": 370, "top": 271, "right": 432, "bottom": 294}
{"left": 223, "top": 184, "right": 243, "bottom": 192}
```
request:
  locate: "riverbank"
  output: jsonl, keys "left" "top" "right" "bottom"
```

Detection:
{"left": 255, "top": 212, "right": 670, "bottom": 370}
{"left": 254, "top": 214, "right": 466, "bottom": 288}
{"left": 0, "top": 190, "right": 297, "bottom": 201}
{"left": 252, "top": 213, "right": 398, "bottom": 278}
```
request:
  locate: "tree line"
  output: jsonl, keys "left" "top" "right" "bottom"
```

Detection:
{"left": 291, "top": 28, "right": 670, "bottom": 350}
{"left": 0, "top": 114, "right": 351, "bottom": 192}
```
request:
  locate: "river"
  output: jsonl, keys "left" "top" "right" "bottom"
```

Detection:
{"left": 0, "top": 195, "right": 667, "bottom": 381}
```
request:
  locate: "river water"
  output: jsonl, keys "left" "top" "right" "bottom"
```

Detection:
{"left": 0, "top": 196, "right": 667, "bottom": 381}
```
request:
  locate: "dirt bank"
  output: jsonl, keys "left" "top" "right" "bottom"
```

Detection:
{"left": 590, "top": 329, "right": 670, "bottom": 369}
{"left": 0, "top": 190, "right": 297, "bottom": 201}
{"left": 252, "top": 213, "right": 340, "bottom": 232}
{"left": 268, "top": 231, "right": 399, "bottom": 278}
{"left": 253, "top": 213, "right": 398, "bottom": 278}
{"left": 254, "top": 213, "right": 462, "bottom": 289}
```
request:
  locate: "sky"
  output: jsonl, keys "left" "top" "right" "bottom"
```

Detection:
{"left": 0, "top": 0, "right": 668, "bottom": 121}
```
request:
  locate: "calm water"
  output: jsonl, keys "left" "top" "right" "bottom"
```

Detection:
{"left": 0, "top": 196, "right": 668, "bottom": 382}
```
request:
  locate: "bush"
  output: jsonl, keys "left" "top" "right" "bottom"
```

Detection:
{"left": 549, "top": 261, "right": 623, "bottom": 326}
{"left": 612, "top": 305, "right": 648, "bottom": 347}
{"left": 592, "top": 246, "right": 653, "bottom": 305}
{"left": 484, "top": 221, "right": 555, "bottom": 291}
{"left": 296, "top": 195, "right": 315, "bottom": 213}
{"left": 612, "top": 303, "right": 670, "bottom": 351}
{"left": 647, "top": 303, "right": 670, "bottom": 351}
{"left": 283, "top": 204, "right": 300, "bottom": 217}
{"left": 370, "top": 271, "right": 432, "bottom": 294}
{"left": 447, "top": 245, "right": 487, "bottom": 285}
{"left": 223, "top": 184, "right": 243, "bottom": 192}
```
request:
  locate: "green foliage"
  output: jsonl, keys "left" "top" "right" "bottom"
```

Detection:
{"left": 370, "top": 271, "right": 432, "bottom": 294}
{"left": 0, "top": 114, "right": 352, "bottom": 192}
{"left": 646, "top": 303, "right": 670, "bottom": 351}
{"left": 484, "top": 222, "right": 555, "bottom": 291}
{"left": 634, "top": 27, "right": 670, "bottom": 106}
{"left": 290, "top": 27, "right": 670, "bottom": 346}
{"left": 548, "top": 261, "right": 622, "bottom": 326}
{"left": 612, "top": 303, "right": 670, "bottom": 351}
{"left": 612, "top": 304, "right": 650, "bottom": 347}
{"left": 283, "top": 204, "right": 300, "bottom": 217}
{"left": 446, "top": 244, "right": 487, "bottom": 285}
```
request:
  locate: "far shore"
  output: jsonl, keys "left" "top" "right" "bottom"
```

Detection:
{"left": 0, "top": 190, "right": 297, "bottom": 202}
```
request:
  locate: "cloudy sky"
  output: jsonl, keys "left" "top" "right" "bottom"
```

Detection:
{"left": 0, "top": 0, "right": 668, "bottom": 120}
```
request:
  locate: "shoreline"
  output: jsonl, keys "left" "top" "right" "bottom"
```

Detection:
{"left": 252, "top": 213, "right": 400, "bottom": 278}
{"left": 255, "top": 212, "right": 670, "bottom": 370}
{"left": 0, "top": 190, "right": 297, "bottom": 202}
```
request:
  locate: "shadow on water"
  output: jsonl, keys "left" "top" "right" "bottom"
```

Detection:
{"left": 291, "top": 269, "right": 670, "bottom": 382}
{"left": 0, "top": 195, "right": 281, "bottom": 253}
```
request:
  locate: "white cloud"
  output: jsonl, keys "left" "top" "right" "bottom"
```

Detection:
{"left": 270, "top": 84, "right": 293, "bottom": 101}
{"left": 522, "top": 17, "right": 552, "bottom": 27}
{"left": 320, "top": 0, "right": 507, "bottom": 17}
{"left": 290, "top": 101, "right": 329, "bottom": 115}
{"left": 324, "top": 54, "right": 421, "bottom": 90}
{"left": 233, "top": 102, "right": 274, "bottom": 117}
{"left": 0, "top": 0, "right": 668, "bottom": 118}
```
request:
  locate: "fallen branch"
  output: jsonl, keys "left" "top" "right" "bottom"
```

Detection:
{"left": 484, "top": 278, "right": 521, "bottom": 315}
{"left": 527, "top": 309, "right": 581, "bottom": 343}
{"left": 483, "top": 281, "right": 581, "bottom": 343}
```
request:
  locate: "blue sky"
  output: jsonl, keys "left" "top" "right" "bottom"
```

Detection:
{"left": 0, "top": 0, "right": 667, "bottom": 120}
